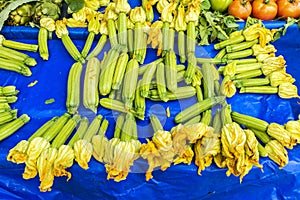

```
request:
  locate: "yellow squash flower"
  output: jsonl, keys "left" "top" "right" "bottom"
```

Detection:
{"left": 269, "top": 70, "right": 295, "bottom": 87}
{"left": 73, "top": 139, "right": 93, "bottom": 170}
{"left": 7, "top": 140, "right": 29, "bottom": 164}
{"left": 92, "top": 134, "right": 108, "bottom": 163}
{"left": 23, "top": 137, "right": 50, "bottom": 179}
{"left": 285, "top": 120, "right": 300, "bottom": 143}
{"left": 265, "top": 140, "right": 288, "bottom": 168}
{"left": 40, "top": 18, "right": 56, "bottom": 31}
{"left": 194, "top": 129, "right": 221, "bottom": 175}
{"left": 37, "top": 148, "right": 58, "bottom": 192}
{"left": 147, "top": 20, "right": 163, "bottom": 56}
{"left": 53, "top": 145, "right": 74, "bottom": 180}
{"left": 267, "top": 123, "right": 297, "bottom": 149}
{"left": 278, "top": 82, "right": 300, "bottom": 99}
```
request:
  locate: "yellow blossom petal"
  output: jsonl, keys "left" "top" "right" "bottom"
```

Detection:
{"left": 285, "top": 120, "right": 300, "bottom": 143}
{"left": 23, "top": 137, "right": 50, "bottom": 180}
{"left": 84, "top": 0, "right": 101, "bottom": 11}
{"left": 87, "top": 13, "right": 101, "bottom": 33}
{"left": 223, "top": 61, "right": 236, "bottom": 77}
{"left": 269, "top": 70, "right": 295, "bottom": 87}
{"left": 156, "top": 0, "right": 169, "bottom": 14}
{"left": 256, "top": 53, "right": 275, "bottom": 62}
{"left": 40, "top": 18, "right": 56, "bottom": 31}
{"left": 7, "top": 140, "right": 29, "bottom": 164}
{"left": 175, "top": 3, "right": 186, "bottom": 31}
{"left": 244, "top": 129, "right": 262, "bottom": 169}
{"left": 140, "top": 139, "right": 162, "bottom": 181}
{"left": 130, "top": 7, "right": 146, "bottom": 23}
{"left": 115, "top": 0, "right": 131, "bottom": 14}
{"left": 100, "top": 0, "right": 110, "bottom": 6}
{"left": 147, "top": 20, "right": 163, "bottom": 56}
{"left": 74, "top": 139, "right": 93, "bottom": 170}
{"left": 55, "top": 20, "right": 68, "bottom": 38}
{"left": 152, "top": 130, "right": 172, "bottom": 151}
{"left": 53, "top": 145, "right": 74, "bottom": 180}
{"left": 105, "top": 3, "right": 118, "bottom": 20}
{"left": 92, "top": 134, "right": 108, "bottom": 163}
{"left": 265, "top": 140, "right": 288, "bottom": 168}
{"left": 252, "top": 44, "right": 277, "bottom": 56}
{"left": 185, "top": 0, "right": 201, "bottom": 23}
{"left": 103, "top": 138, "right": 120, "bottom": 164}
{"left": 194, "top": 130, "right": 220, "bottom": 175}
{"left": 221, "top": 76, "right": 236, "bottom": 98}
{"left": 267, "top": 123, "right": 297, "bottom": 149}
{"left": 37, "top": 148, "right": 58, "bottom": 192}
{"left": 278, "top": 82, "right": 300, "bottom": 99}
{"left": 161, "top": 2, "right": 177, "bottom": 23}
{"left": 106, "top": 140, "right": 140, "bottom": 182}
{"left": 173, "top": 145, "right": 194, "bottom": 165}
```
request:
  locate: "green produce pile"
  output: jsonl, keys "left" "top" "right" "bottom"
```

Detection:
{"left": 1, "top": 0, "right": 300, "bottom": 193}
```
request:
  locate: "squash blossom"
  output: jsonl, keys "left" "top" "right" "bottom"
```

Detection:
{"left": 278, "top": 82, "right": 300, "bottom": 99}
{"left": 156, "top": 0, "right": 169, "bottom": 14}
{"left": 147, "top": 20, "right": 163, "bottom": 56}
{"left": 285, "top": 119, "right": 300, "bottom": 143}
{"left": 267, "top": 123, "right": 297, "bottom": 149}
{"left": 256, "top": 53, "right": 276, "bottom": 63}
{"left": 23, "top": 137, "right": 50, "bottom": 179}
{"left": 265, "top": 140, "right": 289, "bottom": 168}
{"left": 40, "top": 18, "right": 55, "bottom": 32}
{"left": 269, "top": 70, "right": 295, "bottom": 87}
{"left": 140, "top": 115, "right": 174, "bottom": 180}
{"left": 92, "top": 119, "right": 109, "bottom": 163}
{"left": 221, "top": 75, "right": 236, "bottom": 98}
{"left": 105, "top": 140, "right": 140, "bottom": 182}
{"left": 171, "top": 123, "right": 208, "bottom": 165}
{"left": 67, "top": 8, "right": 88, "bottom": 28}
{"left": 74, "top": 115, "right": 103, "bottom": 169}
{"left": 252, "top": 44, "right": 277, "bottom": 56}
{"left": 53, "top": 145, "right": 74, "bottom": 180}
{"left": 221, "top": 122, "right": 249, "bottom": 182}
{"left": 37, "top": 148, "right": 58, "bottom": 192}
{"left": 194, "top": 127, "right": 221, "bottom": 175}
{"left": 7, "top": 140, "right": 29, "bottom": 164}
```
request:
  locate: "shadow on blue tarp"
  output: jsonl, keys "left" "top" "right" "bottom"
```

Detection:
{"left": 0, "top": 16, "right": 300, "bottom": 200}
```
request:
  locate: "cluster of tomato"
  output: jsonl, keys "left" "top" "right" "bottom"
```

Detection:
{"left": 211, "top": 0, "right": 300, "bottom": 20}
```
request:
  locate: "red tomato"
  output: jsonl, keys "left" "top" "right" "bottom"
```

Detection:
{"left": 277, "top": 0, "right": 300, "bottom": 18}
{"left": 228, "top": 0, "right": 252, "bottom": 20}
{"left": 252, "top": 0, "right": 277, "bottom": 20}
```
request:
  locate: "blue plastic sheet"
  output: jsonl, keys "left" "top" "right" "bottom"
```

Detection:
{"left": 1, "top": 18, "right": 300, "bottom": 200}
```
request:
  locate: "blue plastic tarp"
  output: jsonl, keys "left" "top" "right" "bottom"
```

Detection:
{"left": 1, "top": 12, "right": 300, "bottom": 200}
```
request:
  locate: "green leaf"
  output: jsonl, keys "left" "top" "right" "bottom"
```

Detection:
{"left": 244, "top": 16, "right": 263, "bottom": 30}
{"left": 0, "top": 0, "right": 40, "bottom": 31}
{"left": 65, "top": 0, "right": 84, "bottom": 12}
{"left": 200, "top": 0, "right": 211, "bottom": 11}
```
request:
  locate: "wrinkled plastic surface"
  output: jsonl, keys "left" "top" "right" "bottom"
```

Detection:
{"left": 1, "top": 15, "right": 300, "bottom": 200}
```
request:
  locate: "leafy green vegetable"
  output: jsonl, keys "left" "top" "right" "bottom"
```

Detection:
{"left": 274, "top": 17, "right": 298, "bottom": 41}
{"left": 196, "top": 11, "right": 239, "bottom": 46}
{"left": 65, "top": 0, "right": 84, "bottom": 13}
{"left": 0, "top": 0, "right": 40, "bottom": 30}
